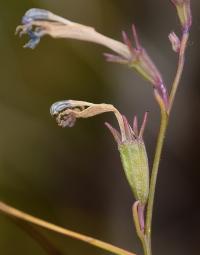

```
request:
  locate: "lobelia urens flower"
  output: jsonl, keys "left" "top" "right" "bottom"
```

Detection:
{"left": 16, "top": 8, "right": 168, "bottom": 108}
{"left": 50, "top": 100, "right": 149, "bottom": 205}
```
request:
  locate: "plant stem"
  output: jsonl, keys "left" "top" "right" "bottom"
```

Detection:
{"left": 144, "top": 31, "right": 189, "bottom": 255}
{"left": 145, "top": 104, "right": 168, "bottom": 251}
{"left": 168, "top": 32, "right": 189, "bottom": 114}
{"left": 0, "top": 201, "right": 135, "bottom": 255}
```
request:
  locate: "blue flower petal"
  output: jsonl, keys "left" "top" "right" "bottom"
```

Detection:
{"left": 50, "top": 101, "right": 72, "bottom": 116}
{"left": 22, "top": 8, "right": 50, "bottom": 25}
{"left": 23, "top": 31, "right": 41, "bottom": 49}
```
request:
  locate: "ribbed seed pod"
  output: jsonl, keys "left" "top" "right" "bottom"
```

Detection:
{"left": 119, "top": 140, "right": 149, "bottom": 205}
{"left": 106, "top": 114, "right": 149, "bottom": 204}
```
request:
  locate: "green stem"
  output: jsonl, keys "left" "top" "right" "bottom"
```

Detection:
{"left": 144, "top": 31, "right": 189, "bottom": 255}
{"left": 0, "top": 201, "right": 135, "bottom": 255}
{"left": 168, "top": 32, "right": 189, "bottom": 114}
{"left": 132, "top": 202, "right": 151, "bottom": 255}
{"left": 145, "top": 105, "right": 168, "bottom": 246}
{"left": 139, "top": 236, "right": 150, "bottom": 255}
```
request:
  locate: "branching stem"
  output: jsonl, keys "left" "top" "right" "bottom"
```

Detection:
{"left": 143, "top": 30, "right": 190, "bottom": 255}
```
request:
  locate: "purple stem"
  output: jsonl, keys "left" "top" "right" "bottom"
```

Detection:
{"left": 138, "top": 204, "right": 145, "bottom": 233}
{"left": 156, "top": 82, "right": 169, "bottom": 109}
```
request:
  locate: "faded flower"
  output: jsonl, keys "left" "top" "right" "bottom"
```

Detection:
{"left": 50, "top": 100, "right": 149, "bottom": 204}
{"left": 16, "top": 8, "right": 167, "bottom": 98}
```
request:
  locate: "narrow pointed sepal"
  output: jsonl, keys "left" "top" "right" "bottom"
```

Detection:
{"left": 105, "top": 122, "right": 122, "bottom": 145}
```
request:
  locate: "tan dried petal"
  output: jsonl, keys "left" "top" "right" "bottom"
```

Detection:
{"left": 17, "top": 8, "right": 130, "bottom": 59}
{"left": 50, "top": 100, "right": 126, "bottom": 141}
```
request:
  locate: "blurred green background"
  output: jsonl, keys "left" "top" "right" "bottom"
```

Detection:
{"left": 0, "top": 0, "right": 200, "bottom": 254}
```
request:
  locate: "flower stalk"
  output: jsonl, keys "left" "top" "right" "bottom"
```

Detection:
{"left": 145, "top": 103, "right": 169, "bottom": 250}
{"left": 132, "top": 202, "right": 150, "bottom": 255}
{"left": 168, "top": 31, "right": 189, "bottom": 114}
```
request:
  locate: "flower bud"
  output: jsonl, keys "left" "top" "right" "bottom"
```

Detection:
{"left": 168, "top": 31, "right": 180, "bottom": 52}
{"left": 171, "top": 0, "right": 192, "bottom": 32}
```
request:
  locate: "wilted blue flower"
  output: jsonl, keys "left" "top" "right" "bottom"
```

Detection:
{"left": 22, "top": 8, "right": 50, "bottom": 25}
{"left": 50, "top": 99, "right": 149, "bottom": 204}
{"left": 16, "top": 8, "right": 168, "bottom": 108}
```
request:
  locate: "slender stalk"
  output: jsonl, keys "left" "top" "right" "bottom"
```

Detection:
{"left": 0, "top": 201, "right": 135, "bottom": 255}
{"left": 144, "top": 30, "right": 190, "bottom": 255}
{"left": 132, "top": 202, "right": 150, "bottom": 255}
{"left": 145, "top": 103, "right": 168, "bottom": 247}
{"left": 168, "top": 32, "right": 189, "bottom": 114}
{"left": 138, "top": 235, "right": 150, "bottom": 255}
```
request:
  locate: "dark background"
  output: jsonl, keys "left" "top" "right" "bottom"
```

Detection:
{"left": 0, "top": 0, "right": 200, "bottom": 254}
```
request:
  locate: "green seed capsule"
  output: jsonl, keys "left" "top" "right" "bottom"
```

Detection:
{"left": 119, "top": 140, "right": 149, "bottom": 204}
